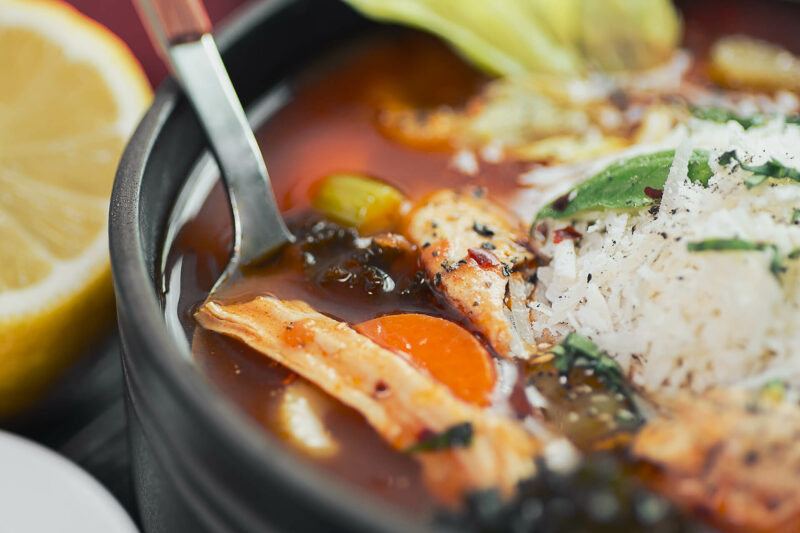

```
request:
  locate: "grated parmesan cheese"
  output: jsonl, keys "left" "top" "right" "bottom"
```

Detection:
{"left": 528, "top": 118, "right": 800, "bottom": 393}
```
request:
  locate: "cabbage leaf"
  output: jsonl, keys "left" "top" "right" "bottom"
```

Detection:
{"left": 341, "top": 0, "right": 681, "bottom": 76}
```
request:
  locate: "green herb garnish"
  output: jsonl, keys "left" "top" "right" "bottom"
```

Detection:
{"left": 717, "top": 150, "right": 800, "bottom": 188}
{"left": 535, "top": 150, "right": 712, "bottom": 221}
{"left": 687, "top": 238, "right": 785, "bottom": 279}
{"left": 405, "top": 422, "right": 473, "bottom": 453}
{"left": 792, "top": 209, "right": 800, "bottom": 223}
{"left": 762, "top": 379, "right": 787, "bottom": 401}
{"left": 690, "top": 105, "right": 764, "bottom": 129}
{"left": 550, "top": 333, "right": 631, "bottom": 399}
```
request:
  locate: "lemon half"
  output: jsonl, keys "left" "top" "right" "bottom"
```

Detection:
{"left": 0, "top": 0, "right": 151, "bottom": 415}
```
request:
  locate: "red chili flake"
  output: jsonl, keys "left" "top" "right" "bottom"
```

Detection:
{"left": 644, "top": 186, "right": 663, "bottom": 200}
{"left": 552, "top": 192, "right": 571, "bottom": 212}
{"left": 553, "top": 226, "right": 583, "bottom": 244}
{"left": 282, "top": 372, "right": 297, "bottom": 386}
{"left": 468, "top": 247, "right": 501, "bottom": 269}
{"left": 416, "top": 428, "right": 437, "bottom": 442}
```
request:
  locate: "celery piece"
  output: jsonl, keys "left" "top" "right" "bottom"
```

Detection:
{"left": 312, "top": 174, "right": 405, "bottom": 233}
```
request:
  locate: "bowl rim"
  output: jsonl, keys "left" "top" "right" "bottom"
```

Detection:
{"left": 110, "top": 1, "right": 440, "bottom": 531}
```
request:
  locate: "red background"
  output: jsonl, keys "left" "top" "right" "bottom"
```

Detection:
{"left": 63, "top": 0, "right": 248, "bottom": 86}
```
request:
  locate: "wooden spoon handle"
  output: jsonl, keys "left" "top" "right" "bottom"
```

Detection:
{"left": 148, "top": 0, "right": 212, "bottom": 44}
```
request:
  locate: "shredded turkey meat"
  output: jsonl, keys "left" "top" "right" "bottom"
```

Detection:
{"left": 405, "top": 189, "right": 538, "bottom": 359}
{"left": 196, "top": 295, "right": 540, "bottom": 503}
{"left": 633, "top": 389, "right": 800, "bottom": 533}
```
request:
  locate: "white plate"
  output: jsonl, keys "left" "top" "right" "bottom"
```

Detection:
{"left": 0, "top": 430, "right": 139, "bottom": 533}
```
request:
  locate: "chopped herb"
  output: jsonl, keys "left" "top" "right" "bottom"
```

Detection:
{"left": 405, "top": 422, "right": 473, "bottom": 453}
{"left": 550, "top": 333, "right": 633, "bottom": 402}
{"left": 534, "top": 150, "right": 712, "bottom": 222}
{"left": 472, "top": 222, "right": 495, "bottom": 237}
{"left": 687, "top": 238, "right": 784, "bottom": 279}
{"left": 792, "top": 209, "right": 800, "bottom": 223}
{"left": 718, "top": 150, "right": 800, "bottom": 188}
{"left": 762, "top": 379, "right": 787, "bottom": 402}
{"left": 786, "top": 115, "right": 800, "bottom": 126}
{"left": 686, "top": 238, "right": 767, "bottom": 253}
{"left": 717, "top": 150, "right": 737, "bottom": 166}
{"left": 690, "top": 105, "right": 764, "bottom": 129}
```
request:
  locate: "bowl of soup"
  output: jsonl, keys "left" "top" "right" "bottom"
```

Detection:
{"left": 111, "top": 0, "right": 800, "bottom": 531}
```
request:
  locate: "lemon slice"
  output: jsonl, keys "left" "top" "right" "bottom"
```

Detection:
{"left": 0, "top": 0, "right": 151, "bottom": 415}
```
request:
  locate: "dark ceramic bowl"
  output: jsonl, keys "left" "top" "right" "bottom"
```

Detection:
{"left": 109, "top": 1, "right": 800, "bottom": 531}
{"left": 110, "top": 1, "right": 441, "bottom": 531}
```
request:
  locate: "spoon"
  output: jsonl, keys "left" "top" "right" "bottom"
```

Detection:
{"left": 134, "top": 0, "right": 294, "bottom": 291}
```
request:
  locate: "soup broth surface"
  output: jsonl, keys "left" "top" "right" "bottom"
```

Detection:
{"left": 163, "top": 0, "right": 800, "bottom": 517}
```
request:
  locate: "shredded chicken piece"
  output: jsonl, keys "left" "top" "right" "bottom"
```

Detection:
{"left": 405, "top": 189, "right": 537, "bottom": 358}
{"left": 196, "top": 296, "right": 540, "bottom": 503}
{"left": 633, "top": 389, "right": 800, "bottom": 533}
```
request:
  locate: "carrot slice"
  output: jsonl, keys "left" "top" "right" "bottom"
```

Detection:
{"left": 355, "top": 314, "right": 496, "bottom": 406}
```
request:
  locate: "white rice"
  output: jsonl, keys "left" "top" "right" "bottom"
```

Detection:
{"left": 529, "top": 118, "right": 800, "bottom": 392}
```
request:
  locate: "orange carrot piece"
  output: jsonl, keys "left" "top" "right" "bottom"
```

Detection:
{"left": 355, "top": 314, "right": 496, "bottom": 406}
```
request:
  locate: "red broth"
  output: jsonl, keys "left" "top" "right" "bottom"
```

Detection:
{"left": 165, "top": 33, "right": 517, "bottom": 513}
{"left": 164, "top": 0, "right": 800, "bottom": 516}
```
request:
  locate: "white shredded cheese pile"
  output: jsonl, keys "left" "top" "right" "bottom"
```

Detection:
{"left": 529, "top": 118, "right": 800, "bottom": 392}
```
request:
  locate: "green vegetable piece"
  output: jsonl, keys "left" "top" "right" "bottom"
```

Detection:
{"left": 340, "top": 0, "right": 680, "bottom": 76}
{"left": 792, "top": 209, "right": 800, "bottom": 223}
{"left": 535, "top": 150, "right": 712, "bottom": 221}
{"left": 687, "top": 238, "right": 784, "bottom": 279}
{"left": 718, "top": 150, "right": 800, "bottom": 189}
{"left": 762, "top": 379, "right": 787, "bottom": 402}
{"left": 686, "top": 238, "right": 766, "bottom": 253}
{"left": 690, "top": 105, "right": 764, "bottom": 129}
{"left": 405, "top": 422, "right": 474, "bottom": 453}
{"left": 550, "top": 333, "right": 632, "bottom": 402}
{"left": 312, "top": 173, "right": 405, "bottom": 233}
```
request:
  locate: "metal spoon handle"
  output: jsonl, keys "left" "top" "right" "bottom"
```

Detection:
{"left": 140, "top": 0, "right": 211, "bottom": 45}
{"left": 134, "top": 0, "right": 293, "bottom": 272}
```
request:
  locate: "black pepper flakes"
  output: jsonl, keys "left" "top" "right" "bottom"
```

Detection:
{"left": 473, "top": 222, "right": 495, "bottom": 237}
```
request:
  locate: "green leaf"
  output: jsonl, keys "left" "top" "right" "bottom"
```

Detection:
{"left": 535, "top": 150, "right": 712, "bottom": 221}
{"left": 792, "top": 209, "right": 800, "bottom": 223}
{"left": 686, "top": 238, "right": 766, "bottom": 253}
{"left": 687, "top": 238, "right": 784, "bottom": 279}
{"left": 690, "top": 106, "right": 764, "bottom": 129}
{"left": 549, "top": 333, "right": 630, "bottom": 399}
{"left": 717, "top": 150, "right": 800, "bottom": 189}
{"left": 340, "top": 0, "right": 681, "bottom": 76}
{"left": 405, "top": 422, "right": 474, "bottom": 453}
